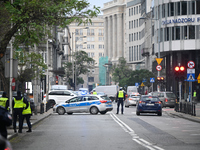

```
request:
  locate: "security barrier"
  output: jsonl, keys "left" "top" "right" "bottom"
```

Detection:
{"left": 175, "top": 102, "right": 196, "bottom": 116}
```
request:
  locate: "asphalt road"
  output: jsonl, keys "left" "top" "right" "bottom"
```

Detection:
{"left": 10, "top": 103, "right": 200, "bottom": 150}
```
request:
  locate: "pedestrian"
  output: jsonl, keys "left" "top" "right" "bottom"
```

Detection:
{"left": 193, "top": 90, "right": 197, "bottom": 102}
{"left": 22, "top": 100, "right": 32, "bottom": 132}
{"left": 0, "top": 92, "right": 11, "bottom": 139}
{"left": 115, "top": 87, "right": 126, "bottom": 114}
{"left": 93, "top": 90, "right": 97, "bottom": 95}
{"left": 12, "top": 91, "right": 28, "bottom": 133}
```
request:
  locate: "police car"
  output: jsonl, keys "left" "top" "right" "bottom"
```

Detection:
{"left": 53, "top": 95, "right": 113, "bottom": 115}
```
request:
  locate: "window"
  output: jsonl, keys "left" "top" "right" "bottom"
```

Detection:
{"left": 99, "top": 53, "right": 103, "bottom": 57}
{"left": 197, "top": 25, "right": 200, "bottom": 39}
{"left": 88, "top": 77, "right": 94, "bottom": 82}
{"left": 189, "top": 1, "right": 195, "bottom": 15}
{"left": 134, "top": 7, "right": 136, "bottom": 15}
{"left": 87, "top": 29, "right": 90, "bottom": 35}
{"left": 132, "top": 33, "right": 133, "bottom": 41}
{"left": 136, "top": 6, "right": 138, "bottom": 14}
{"left": 99, "top": 37, "right": 104, "bottom": 41}
{"left": 172, "top": 27, "right": 174, "bottom": 40}
{"left": 132, "top": 21, "right": 133, "bottom": 29}
{"left": 88, "top": 53, "right": 90, "bottom": 57}
{"left": 87, "top": 44, "right": 90, "bottom": 49}
{"left": 91, "top": 29, "right": 94, "bottom": 35}
{"left": 91, "top": 45, "right": 95, "bottom": 49}
{"left": 169, "top": 3, "right": 174, "bottom": 16}
{"left": 176, "top": 26, "right": 180, "bottom": 40}
{"left": 134, "top": 46, "right": 136, "bottom": 61}
{"left": 184, "top": 26, "right": 187, "bottom": 40}
{"left": 80, "top": 29, "right": 83, "bottom": 35}
{"left": 129, "top": 47, "right": 131, "bottom": 61}
{"left": 75, "top": 29, "right": 79, "bottom": 35}
{"left": 98, "top": 29, "right": 103, "bottom": 35}
{"left": 69, "top": 97, "right": 78, "bottom": 103}
{"left": 189, "top": 26, "right": 195, "bottom": 39}
{"left": 63, "top": 91, "right": 71, "bottom": 95}
{"left": 165, "top": 27, "right": 169, "bottom": 41}
{"left": 176, "top": 2, "right": 180, "bottom": 16}
{"left": 197, "top": 1, "right": 200, "bottom": 14}
{"left": 131, "top": 46, "right": 133, "bottom": 61}
{"left": 129, "top": 8, "right": 131, "bottom": 16}
{"left": 91, "top": 53, "right": 94, "bottom": 57}
{"left": 181, "top": 1, "right": 187, "bottom": 15}
{"left": 131, "top": 8, "right": 133, "bottom": 15}
{"left": 162, "top": 4, "right": 165, "bottom": 18}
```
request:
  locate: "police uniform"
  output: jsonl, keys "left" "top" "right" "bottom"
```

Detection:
{"left": 22, "top": 102, "right": 32, "bottom": 132}
{"left": 12, "top": 91, "right": 28, "bottom": 133}
{"left": 0, "top": 92, "right": 9, "bottom": 139}
{"left": 116, "top": 89, "right": 126, "bottom": 114}
{"left": 93, "top": 91, "right": 97, "bottom": 95}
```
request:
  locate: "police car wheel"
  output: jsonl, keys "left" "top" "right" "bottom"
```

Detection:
{"left": 100, "top": 111, "right": 107, "bottom": 115}
{"left": 90, "top": 106, "right": 98, "bottom": 115}
{"left": 57, "top": 107, "right": 65, "bottom": 115}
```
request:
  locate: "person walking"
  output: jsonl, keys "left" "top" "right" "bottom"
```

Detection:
{"left": 22, "top": 100, "right": 32, "bottom": 132}
{"left": 0, "top": 92, "right": 11, "bottom": 139}
{"left": 193, "top": 90, "right": 197, "bottom": 102}
{"left": 12, "top": 91, "right": 28, "bottom": 133}
{"left": 115, "top": 87, "right": 126, "bottom": 114}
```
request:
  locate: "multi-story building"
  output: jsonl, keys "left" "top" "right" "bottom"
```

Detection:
{"left": 68, "top": 16, "right": 105, "bottom": 91}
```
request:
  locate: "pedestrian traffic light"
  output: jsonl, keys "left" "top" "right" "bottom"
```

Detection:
{"left": 174, "top": 65, "right": 186, "bottom": 81}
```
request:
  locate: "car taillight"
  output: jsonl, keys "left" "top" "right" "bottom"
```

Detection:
{"left": 165, "top": 98, "right": 168, "bottom": 102}
{"left": 155, "top": 101, "right": 161, "bottom": 104}
{"left": 139, "top": 101, "right": 145, "bottom": 104}
{"left": 129, "top": 98, "right": 133, "bottom": 100}
{"left": 100, "top": 100, "right": 107, "bottom": 103}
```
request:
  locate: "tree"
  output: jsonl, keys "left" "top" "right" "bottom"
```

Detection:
{"left": 14, "top": 49, "right": 47, "bottom": 92}
{"left": 63, "top": 50, "right": 95, "bottom": 88}
{"left": 0, "top": 0, "right": 100, "bottom": 91}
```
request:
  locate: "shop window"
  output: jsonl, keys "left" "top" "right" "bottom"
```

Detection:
{"left": 197, "top": 1, "right": 200, "bottom": 14}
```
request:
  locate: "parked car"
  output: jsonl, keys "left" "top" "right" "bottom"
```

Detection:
{"left": 43, "top": 90, "right": 78, "bottom": 107}
{"left": 125, "top": 93, "right": 141, "bottom": 107}
{"left": 150, "top": 91, "right": 176, "bottom": 108}
{"left": 136, "top": 95, "right": 162, "bottom": 116}
{"left": 53, "top": 95, "right": 113, "bottom": 115}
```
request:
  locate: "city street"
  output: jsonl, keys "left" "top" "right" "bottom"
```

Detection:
{"left": 10, "top": 103, "right": 200, "bottom": 150}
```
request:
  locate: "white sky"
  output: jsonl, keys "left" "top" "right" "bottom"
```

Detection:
{"left": 87, "top": 0, "right": 111, "bottom": 14}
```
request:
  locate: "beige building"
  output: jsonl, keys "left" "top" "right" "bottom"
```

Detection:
{"left": 68, "top": 16, "right": 105, "bottom": 91}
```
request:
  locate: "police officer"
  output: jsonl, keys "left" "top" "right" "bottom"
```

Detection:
{"left": 116, "top": 87, "right": 126, "bottom": 114}
{"left": 193, "top": 90, "right": 197, "bottom": 102}
{"left": 93, "top": 90, "right": 97, "bottom": 95}
{"left": 12, "top": 91, "right": 28, "bottom": 133}
{"left": 22, "top": 100, "right": 32, "bottom": 132}
{"left": 0, "top": 92, "right": 9, "bottom": 139}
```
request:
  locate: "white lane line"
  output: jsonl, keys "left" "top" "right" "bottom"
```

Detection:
{"left": 110, "top": 113, "right": 165, "bottom": 150}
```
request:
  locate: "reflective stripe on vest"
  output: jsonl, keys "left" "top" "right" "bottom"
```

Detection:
{"left": 22, "top": 102, "right": 32, "bottom": 115}
{"left": 14, "top": 98, "right": 24, "bottom": 108}
{"left": 0, "top": 97, "right": 8, "bottom": 108}
{"left": 118, "top": 91, "right": 124, "bottom": 98}
{"left": 93, "top": 92, "right": 97, "bottom": 95}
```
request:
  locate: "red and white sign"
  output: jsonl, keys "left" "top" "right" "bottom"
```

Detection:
{"left": 156, "top": 65, "right": 162, "bottom": 71}
{"left": 187, "top": 61, "right": 195, "bottom": 69}
{"left": 12, "top": 78, "right": 15, "bottom": 91}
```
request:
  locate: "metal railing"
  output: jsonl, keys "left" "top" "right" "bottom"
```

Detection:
{"left": 175, "top": 102, "right": 196, "bottom": 116}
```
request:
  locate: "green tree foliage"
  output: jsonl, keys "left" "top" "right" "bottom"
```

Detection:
{"left": 63, "top": 50, "right": 95, "bottom": 87}
{"left": 112, "top": 57, "right": 156, "bottom": 90}
{"left": 14, "top": 49, "right": 47, "bottom": 92}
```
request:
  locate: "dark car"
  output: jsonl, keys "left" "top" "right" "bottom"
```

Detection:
{"left": 136, "top": 95, "right": 162, "bottom": 116}
{"left": 150, "top": 91, "right": 176, "bottom": 108}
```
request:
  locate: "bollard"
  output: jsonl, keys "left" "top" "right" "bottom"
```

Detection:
{"left": 40, "top": 103, "right": 44, "bottom": 114}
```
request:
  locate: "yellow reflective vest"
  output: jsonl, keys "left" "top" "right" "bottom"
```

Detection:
{"left": 118, "top": 91, "right": 124, "bottom": 98}
{"left": 93, "top": 92, "right": 97, "bottom": 95}
{"left": 0, "top": 97, "right": 8, "bottom": 108}
{"left": 14, "top": 98, "right": 24, "bottom": 108}
{"left": 22, "top": 102, "right": 32, "bottom": 115}
{"left": 193, "top": 92, "right": 196, "bottom": 97}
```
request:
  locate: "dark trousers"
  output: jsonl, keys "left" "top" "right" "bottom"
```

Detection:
{"left": 0, "top": 123, "right": 7, "bottom": 139}
{"left": 117, "top": 99, "right": 124, "bottom": 114}
{"left": 13, "top": 108, "right": 23, "bottom": 131}
{"left": 22, "top": 114, "right": 32, "bottom": 129}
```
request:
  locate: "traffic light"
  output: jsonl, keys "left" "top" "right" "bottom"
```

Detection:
{"left": 157, "top": 77, "right": 164, "bottom": 83}
{"left": 174, "top": 66, "right": 186, "bottom": 81}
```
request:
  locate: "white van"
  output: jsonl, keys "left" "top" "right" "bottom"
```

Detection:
{"left": 127, "top": 86, "right": 138, "bottom": 95}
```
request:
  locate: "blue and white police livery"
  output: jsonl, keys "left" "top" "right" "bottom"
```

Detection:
{"left": 53, "top": 95, "right": 113, "bottom": 115}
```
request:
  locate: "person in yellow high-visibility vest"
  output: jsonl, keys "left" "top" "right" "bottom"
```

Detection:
{"left": 12, "top": 91, "right": 28, "bottom": 133}
{"left": 22, "top": 101, "right": 32, "bottom": 132}
{"left": 93, "top": 90, "right": 97, "bottom": 95}
{"left": 115, "top": 87, "right": 126, "bottom": 114}
{"left": 193, "top": 90, "right": 197, "bottom": 102}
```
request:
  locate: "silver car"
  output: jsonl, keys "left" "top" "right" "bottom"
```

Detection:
{"left": 125, "top": 93, "right": 141, "bottom": 107}
{"left": 53, "top": 95, "right": 113, "bottom": 115}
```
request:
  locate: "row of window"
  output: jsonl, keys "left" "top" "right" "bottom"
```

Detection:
{"left": 157, "top": 1, "right": 200, "bottom": 19}
{"left": 75, "top": 37, "right": 104, "bottom": 42}
{"left": 75, "top": 29, "right": 104, "bottom": 36}
{"left": 129, "top": 28, "right": 145, "bottom": 42}
{"left": 75, "top": 22, "right": 104, "bottom": 27}
{"left": 159, "top": 25, "right": 200, "bottom": 42}
{"left": 129, "top": 45, "right": 142, "bottom": 62}
{"left": 87, "top": 52, "right": 104, "bottom": 58}
{"left": 76, "top": 44, "right": 104, "bottom": 50}
{"left": 129, "top": 5, "right": 141, "bottom": 16}
{"left": 129, "top": 19, "right": 139, "bottom": 29}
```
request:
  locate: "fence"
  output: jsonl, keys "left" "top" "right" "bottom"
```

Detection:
{"left": 175, "top": 102, "right": 196, "bottom": 116}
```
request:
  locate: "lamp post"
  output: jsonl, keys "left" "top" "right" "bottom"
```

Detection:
{"left": 139, "top": 8, "right": 160, "bottom": 91}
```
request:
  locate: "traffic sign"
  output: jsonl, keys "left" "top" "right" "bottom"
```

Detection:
{"left": 150, "top": 78, "right": 155, "bottom": 83}
{"left": 141, "top": 83, "right": 144, "bottom": 86}
{"left": 197, "top": 74, "right": 200, "bottom": 83}
{"left": 156, "top": 58, "right": 163, "bottom": 65}
{"left": 12, "top": 78, "right": 15, "bottom": 91}
{"left": 156, "top": 65, "right": 162, "bottom": 71}
{"left": 187, "top": 61, "right": 195, "bottom": 69}
{"left": 187, "top": 69, "right": 195, "bottom": 82}
{"left": 135, "top": 83, "right": 139, "bottom": 87}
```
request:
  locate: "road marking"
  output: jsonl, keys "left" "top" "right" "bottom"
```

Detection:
{"left": 110, "top": 113, "right": 165, "bottom": 150}
{"left": 191, "top": 134, "right": 200, "bottom": 136}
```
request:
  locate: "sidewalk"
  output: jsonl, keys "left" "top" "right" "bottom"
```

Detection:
{"left": 164, "top": 102, "right": 200, "bottom": 123}
{"left": 7, "top": 109, "right": 53, "bottom": 140}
